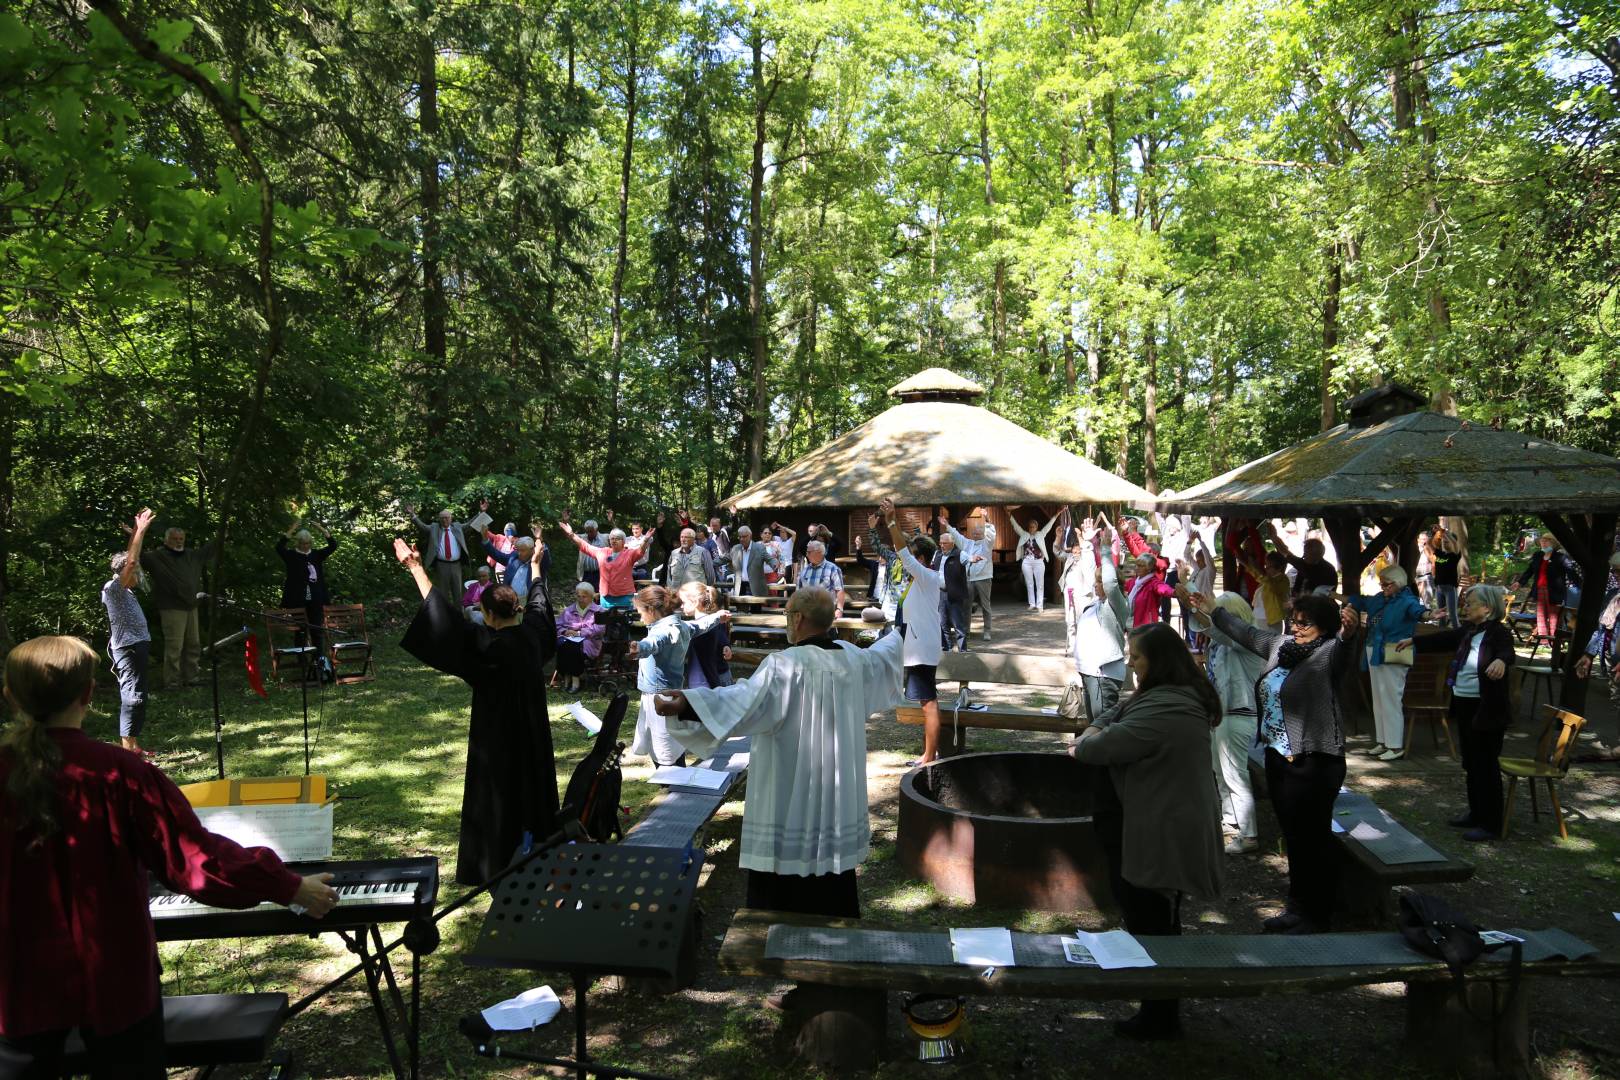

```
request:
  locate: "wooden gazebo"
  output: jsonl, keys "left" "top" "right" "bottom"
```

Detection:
{"left": 1156, "top": 384, "right": 1620, "bottom": 710}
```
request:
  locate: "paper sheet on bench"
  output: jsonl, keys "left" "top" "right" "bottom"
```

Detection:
{"left": 1073, "top": 929, "right": 1155, "bottom": 969}
{"left": 649, "top": 766, "right": 731, "bottom": 791}
{"left": 564, "top": 702, "right": 601, "bottom": 735}
{"left": 949, "top": 927, "right": 1016, "bottom": 968}
{"left": 482, "top": 985, "right": 560, "bottom": 1031}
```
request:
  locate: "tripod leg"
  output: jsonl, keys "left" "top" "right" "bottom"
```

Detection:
{"left": 574, "top": 970, "right": 589, "bottom": 1080}
{"left": 350, "top": 929, "right": 406, "bottom": 1080}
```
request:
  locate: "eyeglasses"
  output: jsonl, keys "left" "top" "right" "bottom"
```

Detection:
{"left": 1289, "top": 618, "right": 1315, "bottom": 629}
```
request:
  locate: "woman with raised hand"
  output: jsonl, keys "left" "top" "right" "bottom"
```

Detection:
{"left": 1340, "top": 566, "right": 1428, "bottom": 761}
{"left": 1070, "top": 622, "right": 1223, "bottom": 1041}
{"left": 1008, "top": 507, "right": 1058, "bottom": 612}
{"left": 1185, "top": 590, "right": 1267, "bottom": 854}
{"left": 395, "top": 533, "right": 557, "bottom": 885}
{"left": 1187, "top": 588, "right": 1359, "bottom": 934}
{"left": 0, "top": 637, "right": 336, "bottom": 1075}
{"left": 629, "top": 585, "right": 729, "bottom": 768}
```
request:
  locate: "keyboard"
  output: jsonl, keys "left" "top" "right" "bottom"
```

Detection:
{"left": 151, "top": 856, "right": 438, "bottom": 941}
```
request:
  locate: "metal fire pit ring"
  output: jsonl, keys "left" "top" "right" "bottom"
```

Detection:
{"left": 896, "top": 751, "right": 1114, "bottom": 913}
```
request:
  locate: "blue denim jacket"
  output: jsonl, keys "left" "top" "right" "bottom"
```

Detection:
{"left": 635, "top": 611, "right": 725, "bottom": 693}
{"left": 1349, "top": 590, "right": 1427, "bottom": 668}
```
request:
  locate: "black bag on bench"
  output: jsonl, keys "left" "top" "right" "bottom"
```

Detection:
{"left": 1397, "top": 892, "right": 1522, "bottom": 1028}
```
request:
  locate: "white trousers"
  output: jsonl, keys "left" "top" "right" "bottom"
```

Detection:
{"left": 1022, "top": 556, "right": 1045, "bottom": 610}
{"left": 1212, "top": 712, "right": 1258, "bottom": 839}
{"left": 1367, "top": 648, "right": 1410, "bottom": 750}
{"left": 632, "top": 693, "right": 687, "bottom": 766}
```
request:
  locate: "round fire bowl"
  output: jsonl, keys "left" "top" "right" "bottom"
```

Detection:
{"left": 897, "top": 751, "right": 1114, "bottom": 912}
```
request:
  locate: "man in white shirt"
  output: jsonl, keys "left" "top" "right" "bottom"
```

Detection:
{"left": 941, "top": 506, "right": 996, "bottom": 641}
{"left": 654, "top": 586, "right": 903, "bottom": 923}
{"left": 407, "top": 503, "right": 477, "bottom": 599}
{"left": 882, "top": 497, "right": 944, "bottom": 763}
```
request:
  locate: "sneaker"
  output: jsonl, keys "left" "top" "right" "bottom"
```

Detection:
{"left": 1224, "top": 836, "right": 1258, "bottom": 855}
{"left": 1363, "top": 744, "right": 1387, "bottom": 757}
{"left": 1377, "top": 748, "right": 1405, "bottom": 762}
{"left": 981, "top": 631, "right": 991, "bottom": 641}
{"left": 1462, "top": 827, "right": 1497, "bottom": 842}
{"left": 1446, "top": 814, "right": 1475, "bottom": 828}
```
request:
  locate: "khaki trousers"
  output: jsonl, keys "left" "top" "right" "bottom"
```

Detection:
{"left": 158, "top": 607, "right": 201, "bottom": 688}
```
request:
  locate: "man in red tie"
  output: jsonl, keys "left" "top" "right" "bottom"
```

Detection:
{"left": 407, "top": 503, "right": 475, "bottom": 598}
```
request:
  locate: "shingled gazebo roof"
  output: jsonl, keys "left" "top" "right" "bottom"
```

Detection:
{"left": 725, "top": 368, "right": 1154, "bottom": 511}
{"left": 1154, "top": 410, "right": 1620, "bottom": 518}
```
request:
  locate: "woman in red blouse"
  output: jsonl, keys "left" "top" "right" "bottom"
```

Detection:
{"left": 0, "top": 636, "right": 339, "bottom": 1078}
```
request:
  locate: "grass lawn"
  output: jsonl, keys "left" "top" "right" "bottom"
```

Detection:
{"left": 108, "top": 610, "right": 1620, "bottom": 1079}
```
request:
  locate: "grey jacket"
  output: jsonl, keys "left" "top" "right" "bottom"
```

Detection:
{"left": 1210, "top": 607, "right": 1351, "bottom": 757}
{"left": 1196, "top": 611, "right": 1265, "bottom": 715}
{"left": 1075, "top": 684, "right": 1223, "bottom": 899}
{"left": 729, "top": 541, "right": 779, "bottom": 596}
{"left": 411, "top": 514, "right": 476, "bottom": 568}
{"left": 666, "top": 545, "right": 717, "bottom": 587}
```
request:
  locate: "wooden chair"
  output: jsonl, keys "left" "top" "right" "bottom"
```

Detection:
{"left": 1500, "top": 704, "right": 1586, "bottom": 840}
{"left": 322, "top": 604, "right": 375, "bottom": 684}
{"left": 1400, "top": 650, "right": 1456, "bottom": 759}
{"left": 266, "top": 608, "right": 321, "bottom": 683}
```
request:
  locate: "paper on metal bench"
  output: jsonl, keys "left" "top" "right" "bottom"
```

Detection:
{"left": 650, "top": 766, "right": 731, "bottom": 791}
{"left": 950, "top": 927, "right": 1016, "bottom": 968}
{"left": 1332, "top": 790, "right": 1447, "bottom": 865}
{"left": 1073, "top": 930, "right": 1155, "bottom": 969}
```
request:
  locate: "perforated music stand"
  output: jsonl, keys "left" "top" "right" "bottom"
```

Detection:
{"left": 463, "top": 842, "right": 697, "bottom": 1079}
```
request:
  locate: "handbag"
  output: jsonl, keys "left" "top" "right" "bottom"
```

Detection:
{"left": 1382, "top": 642, "right": 1414, "bottom": 666}
{"left": 1397, "top": 892, "right": 1521, "bottom": 1031}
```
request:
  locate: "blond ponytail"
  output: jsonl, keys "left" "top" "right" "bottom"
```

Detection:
{"left": 3, "top": 636, "right": 98, "bottom": 845}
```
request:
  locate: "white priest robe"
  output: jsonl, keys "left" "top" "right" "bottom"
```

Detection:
{"left": 668, "top": 631, "right": 904, "bottom": 877}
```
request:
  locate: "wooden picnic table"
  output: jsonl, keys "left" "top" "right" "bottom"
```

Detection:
{"left": 729, "top": 611, "right": 887, "bottom": 643}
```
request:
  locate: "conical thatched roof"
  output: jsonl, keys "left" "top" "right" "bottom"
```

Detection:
{"left": 1155, "top": 410, "right": 1620, "bottom": 518}
{"left": 726, "top": 372, "right": 1154, "bottom": 511}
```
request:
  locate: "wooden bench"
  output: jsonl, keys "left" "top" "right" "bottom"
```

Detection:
{"left": 63, "top": 993, "right": 288, "bottom": 1075}
{"left": 720, "top": 908, "right": 1617, "bottom": 1074}
{"left": 729, "top": 612, "right": 887, "bottom": 643}
{"left": 895, "top": 652, "right": 1081, "bottom": 753}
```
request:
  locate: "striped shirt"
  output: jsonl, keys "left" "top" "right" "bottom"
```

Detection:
{"left": 797, "top": 559, "right": 844, "bottom": 596}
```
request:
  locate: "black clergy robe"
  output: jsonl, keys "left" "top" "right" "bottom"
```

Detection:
{"left": 401, "top": 579, "right": 559, "bottom": 885}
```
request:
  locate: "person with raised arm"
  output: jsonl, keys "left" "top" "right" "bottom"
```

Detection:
{"left": 941, "top": 506, "right": 997, "bottom": 641}
{"left": 102, "top": 509, "right": 154, "bottom": 754}
{"left": 405, "top": 501, "right": 479, "bottom": 600}
{"left": 394, "top": 532, "right": 558, "bottom": 885}
{"left": 277, "top": 516, "right": 338, "bottom": 675}
{"left": 138, "top": 519, "right": 219, "bottom": 690}
{"left": 883, "top": 497, "right": 945, "bottom": 763}
{"left": 559, "top": 513, "right": 639, "bottom": 610}
{"left": 0, "top": 636, "right": 337, "bottom": 1074}
{"left": 1008, "top": 507, "right": 1057, "bottom": 612}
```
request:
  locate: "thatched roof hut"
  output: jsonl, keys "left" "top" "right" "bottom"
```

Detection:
{"left": 726, "top": 368, "right": 1154, "bottom": 511}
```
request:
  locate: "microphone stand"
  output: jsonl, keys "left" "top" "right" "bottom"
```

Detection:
{"left": 202, "top": 625, "right": 253, "bottom": 779}
{"left": 203, "top": 593, "right": 358, "bottom": 776}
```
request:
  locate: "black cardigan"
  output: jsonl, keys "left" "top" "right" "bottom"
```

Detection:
{"left": 1414, "top": 621, "right": 1517, "bottom": 731}
{"left": 276, "top": 536, "right": 338, "bottom": 608}
{"left": 1517, "top": 551, "right": 1581, "bottom": 607}
{"left": 934, "top": 549, "right": 969, "bottom": 603}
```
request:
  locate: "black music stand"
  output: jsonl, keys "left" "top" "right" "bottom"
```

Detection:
{"left": 462, "top": 842, "right": 697, "bottom": 1080}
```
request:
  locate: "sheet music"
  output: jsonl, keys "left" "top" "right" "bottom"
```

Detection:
{"left": 565, "top": 702, "right": 602, "bottom": 735}
{"left": 195, "top": 803, "right": 333, "bottom": 861}
{"left": 648, "top": 766, "right": 731, "bottom": 791}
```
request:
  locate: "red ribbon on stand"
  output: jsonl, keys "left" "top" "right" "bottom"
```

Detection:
{"left": 243, "top": 634, "right": 268, "bottom": 698}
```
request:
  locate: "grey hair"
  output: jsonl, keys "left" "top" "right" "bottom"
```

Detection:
{"left": 608, "top": 528, "right": 626, "bottom": 542}
{"left": 1465, "top": 583, "right": 1508, "bottom": 622}
{"left": 514, "top": 536, "right": 535, "bottom": 552}
{"left": 110, "top": 551, "right": 130, "bottom": 573}
{"left": 583, "top": 519, "right": 598, "bottom": 531}
{"left": 475, "top": 565, "right": 492, "bottom": 577}
{"left": 1377, "top": 564, "right": 1409, "bottom": 588}
{"left": 294, "top": 529, "right": 313, "bottom": 545}
{"left": 806, "top": 539, "right": 825, "bottom": 555}
{"left": 736, "top": 525, "right": 753, "bottom": 538}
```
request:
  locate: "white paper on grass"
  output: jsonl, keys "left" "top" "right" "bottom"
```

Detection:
{"left": 1072, "top": 930, "right": 1156, "bottom": 969}
{"left": 481, "top": 985, "right": 561, "bottom": 1031}
{"left": 195, "top": 803, "right": 333, "bottom": 862}
{"left": 565, "top": 702, "right": 602, "bottom": 735}
{"left": 949, "top": 927, "right": 1016, "bottom": 968}
{"left": 649, "top": 766, "right": 731, "bottom": 791}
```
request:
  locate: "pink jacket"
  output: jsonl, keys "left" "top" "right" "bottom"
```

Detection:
{"left": 557, "top": 602, "right": 606, "bottom": 659}
{"left": 1130, "top": 570, "right": 1175, "bottom": 627}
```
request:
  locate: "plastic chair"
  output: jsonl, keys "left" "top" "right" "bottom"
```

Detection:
{"left": 1500, "top": 704, "right": 1585, "bottom": 840}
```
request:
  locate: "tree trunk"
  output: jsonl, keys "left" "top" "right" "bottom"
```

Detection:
{"left": 1084, "top": 326, "right": 1101, "bottom": 462}
{"left": 1114, "top": 329, "right": 1131, "bottom": 479}
{"left": 976, "top": 55, "right": 1004, "bottom": 357}
{"left": 419, "top": 20, "right": 448, "bottom": 447}
{"left": 0, "top": 379, "right": 13, "bottom": 655}
{"left": 1142, "top": 323, "right": 1158, "bottom": 494}
{"left": 746, "top": 28, "right": 771, "bottom": 484}
{"left": 604, "top": 32, "right": 638, "bottom": 509}
{"left": 1322, "top": 246, "right": 1341, "bottom": 430}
